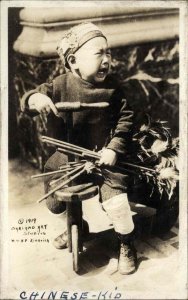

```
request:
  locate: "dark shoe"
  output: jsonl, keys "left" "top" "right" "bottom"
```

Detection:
{"left": 53, "top": 219, "right": 89, "bottom": 249}
{"left": 118, "top": 241, "right": 137, "bottom": 275}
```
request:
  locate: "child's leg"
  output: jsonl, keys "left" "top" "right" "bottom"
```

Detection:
{"left": 44, "top": 150, "right": 68, "bottom": 215}
{"left": 44, "top": 151, "right": 89, "bottom": 249}
{"left": 100, "top": 183, "right": 137, "bottom": 275}
{"left": 43, "top": 151, "right": 68, "bottom": 248}
{"left": 101, "top": 190, "right": 134, "bottom": 234}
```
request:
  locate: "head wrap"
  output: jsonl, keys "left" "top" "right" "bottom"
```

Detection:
{"left": 57, "top": 22, "right": 107, "bottom": 67}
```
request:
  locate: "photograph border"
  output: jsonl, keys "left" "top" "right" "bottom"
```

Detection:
{"left": 1, "top": 1, "right": 187, "bottom": 299}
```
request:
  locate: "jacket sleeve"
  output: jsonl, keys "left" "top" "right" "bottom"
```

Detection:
{"left": 106, "top": 87, "right": 134, "bottom": 155}
{"left": 21, "top": 82, "right": 53, "bottom": 116}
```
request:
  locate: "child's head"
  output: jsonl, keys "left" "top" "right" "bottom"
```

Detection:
{"left": 57, "top": 23, "right": 111, "bottom": 84}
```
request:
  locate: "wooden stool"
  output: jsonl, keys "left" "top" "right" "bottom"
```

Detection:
{"left": 54, "top": 182, "right": 98, "bottom": 272}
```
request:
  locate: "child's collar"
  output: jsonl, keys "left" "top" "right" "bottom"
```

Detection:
{"left": 68, "top": 70, "right": 106, "bottom": 88}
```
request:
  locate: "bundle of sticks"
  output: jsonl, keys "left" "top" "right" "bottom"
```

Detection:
{"left": 32, "top": 136, "right": 157, "bottom": 203}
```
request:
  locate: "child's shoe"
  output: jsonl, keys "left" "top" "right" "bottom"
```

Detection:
{"left": 53, "top": 219, "right": 89, "bottom": 249}
{"left": 118, "top": 236, "right": 137, "bottom": 275}
{"left": 53, "top": 231, "right": 68, "bottom": 249}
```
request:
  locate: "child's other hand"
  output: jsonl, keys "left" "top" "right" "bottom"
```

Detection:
{"left": 28, "top": 93, "right": 59, "bottom": 116}
{"left": 98, "top": 148, "right": 117, "bottom": 166}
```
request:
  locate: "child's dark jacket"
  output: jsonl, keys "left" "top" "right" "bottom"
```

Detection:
{"left": 22, "top": 71, "right": 134, "bottom": 155}
{"left": 22, "top": 72, "right": 135, "bottom": 193}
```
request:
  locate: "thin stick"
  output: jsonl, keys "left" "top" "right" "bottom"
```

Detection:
{"left": 58, "top": 165, "right": 76, "bottom": 170}
{"left": 42, "top": 138, "right": 82, "bottom": 154}
{"left": 37, "top": 165, "right": 86, "bottom": 203}
{"left": 42, "top": 136, "right": 156, "bottom": 173}
{"left": 58, "top": 147, "right": 155, "bottom": 173}
{"left": 49, "top": 164, "right": 85, "bottom": 186}
{"left": 81, "top": 151, "right": 99, "bottom": 159}
{"left": 43, "top": 137, "right": 97, "bottom": 158}
{"left": 49, "top": 175, "right": 67, "bottom": 187}
{"left": 57, "top": 148, "right": 84, "bottom": 158}
{"left": 31, "top": 168, "right": 74, "bottom": 179}
{"left": 105, "top": 165, "right": 140, "bottom": 175}
{"left": 57, "top": 147, "right": 99, "bottom": 160}
{"left": 42, "top": 136, "right": 94, "bottom": 154}
{"left": 120, "top": 162, "right": 156, "bottom": 173}
{"left": 58, "top": 161, "right": 86, "bottom": 169}
{"left": 42, "top": 136, "right": 99, "bottom": 159}
{"left": 42, "top": 136, "right": 94, "bottom": 156}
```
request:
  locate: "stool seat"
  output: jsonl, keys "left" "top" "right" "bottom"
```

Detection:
{"left": 54, "top": 183, "right": 98, "bottom": 202}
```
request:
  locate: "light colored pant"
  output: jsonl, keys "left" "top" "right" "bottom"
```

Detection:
{"left": 102, "top": 193, "right": 134, "bottom": 235}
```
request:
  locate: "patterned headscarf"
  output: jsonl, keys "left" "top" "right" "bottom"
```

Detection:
{"left": 57, "top": 22, "right": 107, "bottom": 67}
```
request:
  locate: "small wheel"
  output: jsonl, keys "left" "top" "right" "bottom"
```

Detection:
{"left": 71, "top": 224, "right": 79, "bottom": 272}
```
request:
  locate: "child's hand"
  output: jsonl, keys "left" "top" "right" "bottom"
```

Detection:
{"left": 28, "top": 93, "right": 59, "bottom": 116}
{"left": 98, "top": 148, "right": 117, "bottom": 166}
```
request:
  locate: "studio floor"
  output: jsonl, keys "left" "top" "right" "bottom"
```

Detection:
{"left": 2, "top": 159, "right": 186, "bottom": 299}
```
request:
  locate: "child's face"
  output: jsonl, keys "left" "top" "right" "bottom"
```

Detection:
{"left": 73, "top": 37, "right": 111, "bottom": 84}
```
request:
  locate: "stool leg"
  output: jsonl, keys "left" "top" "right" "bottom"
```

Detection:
{"left": 70, "top": 198, "right": 81, "bottom": 272}
{"left": 66, "top": 202, "right": 72, "bottom": 252}
{"left": 71, "top": 224, "right": 79, "bottom": 272}
{"left": 71, "top": 198, "right": 82, "bottom": 252}
{"left": 77, "top": 202, "right": 83, "bottom": 252}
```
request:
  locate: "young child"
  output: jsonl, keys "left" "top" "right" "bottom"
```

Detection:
{"left": 22, "top": 22, "right": 137, "bottom": 275}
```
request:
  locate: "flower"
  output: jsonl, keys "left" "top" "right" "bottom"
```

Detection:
{"left": 130, "top": 115, "right": 179, "bottom": 200}
{"left": 150, "top": 139, "right": 168, "bottom": 155}
{"left": 158, "top": 167, "right": 179, "bottom": 180}
{"left": 140, "top": 124, "right": 149, "bottom": 132}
